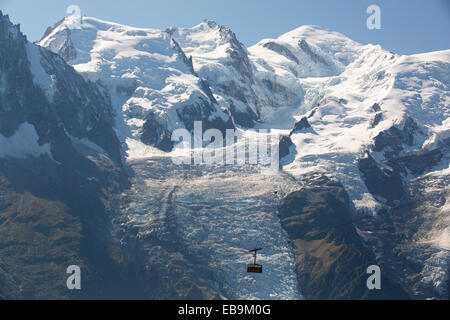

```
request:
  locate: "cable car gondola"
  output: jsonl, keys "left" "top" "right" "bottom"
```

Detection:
{"left": 247, "top": 248, "right": 262, "bottom": 273}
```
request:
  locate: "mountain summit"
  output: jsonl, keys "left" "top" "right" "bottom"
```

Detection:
{"left": 39, "top": 16, "right": 235, "bottom": 152}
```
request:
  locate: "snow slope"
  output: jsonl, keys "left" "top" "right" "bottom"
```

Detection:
{"left": 39, "top": 17, "right": 233, "bottom": 152}
{"left": 0, "top": 123, "right": 52, "bottom": 159}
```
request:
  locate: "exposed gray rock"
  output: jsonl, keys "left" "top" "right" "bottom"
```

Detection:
{"left": 371, "top": 112, "right": 383, "bottom": 128}
{"left": 290, "top": 116, "right": 312, "bottom": 135}
{"left": 263, "top": 41, "right": 299, "bottom": 64}
{"left": 359, "top": 153, "right": 405, "bottom": 203}
{"left": 228, "top": 101, "right": 259, "bottom": 128}
{"left": 372, "top": 103, "right": 382, "bottom": 112}
{"left": 373, "top": 117, "right": 421, "bottom": 155}
{"left": 279, "top": 135, "right": 294, "bottom": 160}
{"left": 360, "top": 117, "right": 443, "bottom": 202}
{"left": 0, "top": 12, "right": 120, "bottom": 163}
{"left": 299, "top": 39, "right": 327, "bottom": 65}
{"left": 278, "top": 175, "right": 410, "bottom": 299}
{"left": 398, "top": 149, "right": 443, "bottom": 175}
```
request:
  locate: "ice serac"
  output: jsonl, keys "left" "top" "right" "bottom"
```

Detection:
{"left": 39, "top": 16, "right": 235, "bottom": 153}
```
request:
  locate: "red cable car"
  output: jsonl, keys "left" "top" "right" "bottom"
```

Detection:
{"left": 247, "top": 248, "right": 263, "bottom": 273}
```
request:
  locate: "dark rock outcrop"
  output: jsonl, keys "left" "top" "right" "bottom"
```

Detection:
{"left": 371, "top": 112, "right": 383, "bottom": 128}
{"left": 372, "top": 103, "right": 381, "bottom": 112}
{"left": 0, "top": 12, "right": 121, "bottom": 163}
{"left": 279, "top": 135, "right": 294, "bottom": 161}
{"left": 299, "top": 39, "right": 327, "bottom": 65}
{"left": 359, "top": 154, "right": 405, "bottom": 203}
{"left": 398, "top": 149, "right": 443, "bottom": 175}
{"left": 360, "top": 117, "right": 443, "bottom": 204}
{"left": 263, "top": 41, "right": 299, "bottom": 64}
{"left": 278, "top": 176, "right": 410, "bottom": 299}
{"left": 0, "top": 12, "right": 141, "bottom": 299}
{"left": 228, "top": 101, "right": 259, "bottom": 128}
{"left": 290, "top": 117, "right": 312, "bottom": 135}
{"left": 141, "top": 112, "right": 175, "bottom": 152}
{"left": 373, "top": 117, "right": 420, "bottom": 155}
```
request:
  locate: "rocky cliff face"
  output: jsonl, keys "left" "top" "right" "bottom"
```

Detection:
{"left": 170, "top": 20, "right": 305, "bottom": 128}
{"left": 0, "top": 12, "right": 140, "bottom": 299}
{"left": 278, "top": 175, "right": 410, "bottom": 299}
{"left": 0, "top": 12, "right": 121, "bottom": 163}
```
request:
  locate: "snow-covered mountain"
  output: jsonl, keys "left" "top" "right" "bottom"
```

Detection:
{"left": 247, "top": 25, "right": 449, "bottom": 298}
{"left": 1, "top": 11, "right": 448, "bottom": 299}
{"left": 38, "top": 17, "right": 235, "bottom": 152}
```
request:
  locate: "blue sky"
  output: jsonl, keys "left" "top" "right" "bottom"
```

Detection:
{"left": 1, "top": 0, "right": 449, "bottom": 54}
